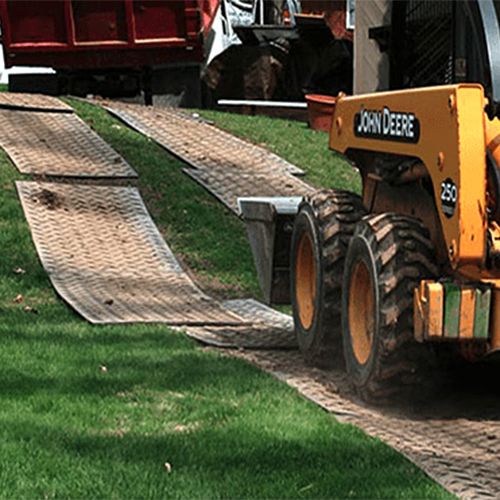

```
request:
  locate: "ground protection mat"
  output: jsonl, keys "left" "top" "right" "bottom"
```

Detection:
{"left": 102, "top": 102, "right": 312, "bottom": 213}
{"left": 0, "top": 92, "right": 73, "bottom": 112}
{"left": 184, "top": 298, "right": 296, "bottom": 349}
{"left": 16, "top": 181, "right": 246, "bottom": 325}
{"left": 105, "top": 102, "right": 305, "bottom": 175}
{"left": 0, "top": 109, "right": 137, "bottom": 178}
{"left": 183, "top": 169, "right": 313, "bottom": 214}
{"left": 229, "top": 348, "right": 500, "bottom": 500}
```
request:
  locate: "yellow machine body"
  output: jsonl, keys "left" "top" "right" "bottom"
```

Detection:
{"left": 328, "top": 84, "right": 500, "bottom": 353}
{"left": 330, "top": 84, "right": 487, "bottom": 268}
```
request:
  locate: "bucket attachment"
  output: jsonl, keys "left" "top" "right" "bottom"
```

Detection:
{"left": 238, "top": 197, "right": 302, "bottom": 305}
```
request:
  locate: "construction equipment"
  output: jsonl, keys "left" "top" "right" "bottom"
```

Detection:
{"left": 289, "top": 0, "right": 500, "bottom": 403}
{"left": 242, "top": 0, "right": 500, "bottom": 403}
{"left": 0, "top": 0, "right": 221, "bottom": 105}
{"left": 290, "top": 83, "right": 500, "bottom": 402}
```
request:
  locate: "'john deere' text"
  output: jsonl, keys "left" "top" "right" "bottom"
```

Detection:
{"left": 354, "top": 106, "right": 420, "bottom": 143}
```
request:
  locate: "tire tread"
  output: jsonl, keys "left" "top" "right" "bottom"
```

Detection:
{"left": 294, "top": 188, "right": 366, "bottom": 367}
{"left": 346, "top": 213, "right": 437, "bottom": 403}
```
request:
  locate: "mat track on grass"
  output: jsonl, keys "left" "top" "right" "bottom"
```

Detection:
{"left": 230, "top": 348, "right": 500, "bottom": 500}
{"left": 183, "top": 168, "right": 312, "bottom": 214}
{"left": 0, "top": 92, "right": 73, "bottom": 112}
{"left": 184, "top": 299, "right": 296, "bottom": 349}
{"left": 16, "top": 181, "right": 245, "bottom": 325}
{"left": 0, "top": 106, "right": 137, "bottom": 178}
{"left": 6, "top": 94, "right": 297, "bottom": 329}
{"left": 101, "top": 101, "right": 313, "bottom": 213}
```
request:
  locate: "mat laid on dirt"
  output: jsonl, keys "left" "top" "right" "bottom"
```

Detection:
{"left": 0, "top": 109, "right": 137, "bottom": 178}
{"left": 100, "top": 101, "right": 312, "bottom": 213}
{"left": 16, "top": 181, "right": 246, "bottom": 325}
{"left": 185, "top": 298, "right": 296, "bottom": 349}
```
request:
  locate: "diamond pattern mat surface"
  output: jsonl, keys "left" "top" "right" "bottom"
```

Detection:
{"left": 105, "top": 103, "right": 305, "bottom": 175}
{"left": 0, "top": 109, "right": 137, "bottom": 177}
{"left": 16, "top": 181, "right": 245, "bottom": 325}
{"left": 184, "top": 168, "right": 313, "bottom": 214}
{"left": 184, "top": 298, "right": 296, "bottom": 349}
{"left": 102, "top": 102, "right": 312, "bottom": 213}
{"left": 221, "top": 298, "right": 294, "bottom": 329}
{"left": 232, "top": 348, "right": 500, "bottom": 500}
{"left": 0, "top": 92, "right": 73, "bottom": 112}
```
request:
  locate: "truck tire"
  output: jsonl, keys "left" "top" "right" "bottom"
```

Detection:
{"left": 342, "top": 213, "right": 438, "bottom": 403}
{"left": 291, "top": 189, "right": 366, "bottom": 368}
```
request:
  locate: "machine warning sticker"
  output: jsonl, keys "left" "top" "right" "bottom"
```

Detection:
{"left": 354, "top": 106, "right": 420, "bottom": 143}
{"left": 441, "top": 178, "right": 458, "bottom": 218}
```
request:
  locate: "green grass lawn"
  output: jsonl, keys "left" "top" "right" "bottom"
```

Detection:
{"left": 0, "top": 99, "right": 454, "bottom": 499}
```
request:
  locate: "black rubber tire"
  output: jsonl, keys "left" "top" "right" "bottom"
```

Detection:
{"left": 341, "top": 213, "right": 438, "bottom": 404}
{"left": 290, "top": 189, "right": 366, "bottom": 368}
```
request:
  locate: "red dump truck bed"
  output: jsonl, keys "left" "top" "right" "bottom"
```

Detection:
{"left": 0, "top": 0, "right": 219, "bottom": 69}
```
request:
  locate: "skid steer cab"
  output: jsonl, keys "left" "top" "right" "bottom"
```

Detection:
{"left": 240, "top": 84, "right": 500, "bottom": 403}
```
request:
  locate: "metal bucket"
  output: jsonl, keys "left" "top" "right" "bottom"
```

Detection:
{"left": 238, "top": 197, "right": 302, "bottom": 304}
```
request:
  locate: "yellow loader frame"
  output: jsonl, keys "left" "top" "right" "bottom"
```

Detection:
{"left": 329, "top": 84, "right": 500, "bottom": 352}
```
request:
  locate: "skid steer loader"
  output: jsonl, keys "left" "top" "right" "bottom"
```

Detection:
{"left": 241, "top": 83, "right": 500, "bottom": 403}
{"left": 240, "top": 0, "right": 500, "bottom": 403}
{"left": 290, "top": 83, "right": 500, "bottom": 402}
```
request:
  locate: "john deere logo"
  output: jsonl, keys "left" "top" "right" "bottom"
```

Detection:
{"left": 354, "top": 106, "right": 420, "bottom": 143}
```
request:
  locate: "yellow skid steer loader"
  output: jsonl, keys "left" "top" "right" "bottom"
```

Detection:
{"left": 240, "top": 0, "right": 500, "bottom": 403}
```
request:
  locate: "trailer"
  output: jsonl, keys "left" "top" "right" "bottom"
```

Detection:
{"left": 0, "top": 0, "right": 219, "bottom": 105}
{"left": 0, "top": 0, "right": 355, "bottom": 105}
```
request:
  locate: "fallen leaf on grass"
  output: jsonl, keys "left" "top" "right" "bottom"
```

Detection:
{"left": 164, "top": 463, "right": 172, "bottom": 473}
{"left": 13, "top": 267, "right": 26, "bottom": 274}
{"left": 112, "top": 124, "right": 121, "bottom": 130}
{"left": 174, "top": 425, "right": 186, "bottom": 432}
{"left": 23, "top": 305, "right": 39, "bottom": 314}
{"left": 299, "top": 484, "right": 314, "bottom": 493}
{"left": 13, "top": 294, "right": 24, "bottom": 303}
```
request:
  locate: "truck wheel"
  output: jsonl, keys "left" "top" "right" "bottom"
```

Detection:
{"left": 291, "top": 189, "right": 366, "bottom": 368}
{"left": 342, "top": 213, "right": 438, "bottom": 403}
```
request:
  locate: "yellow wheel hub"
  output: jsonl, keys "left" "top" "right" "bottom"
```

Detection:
{"left": 296, "top": 232, "right": 316, "bottom": 329}
{"left": 349, "top": 260, "right": 375, "bottom": 365}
